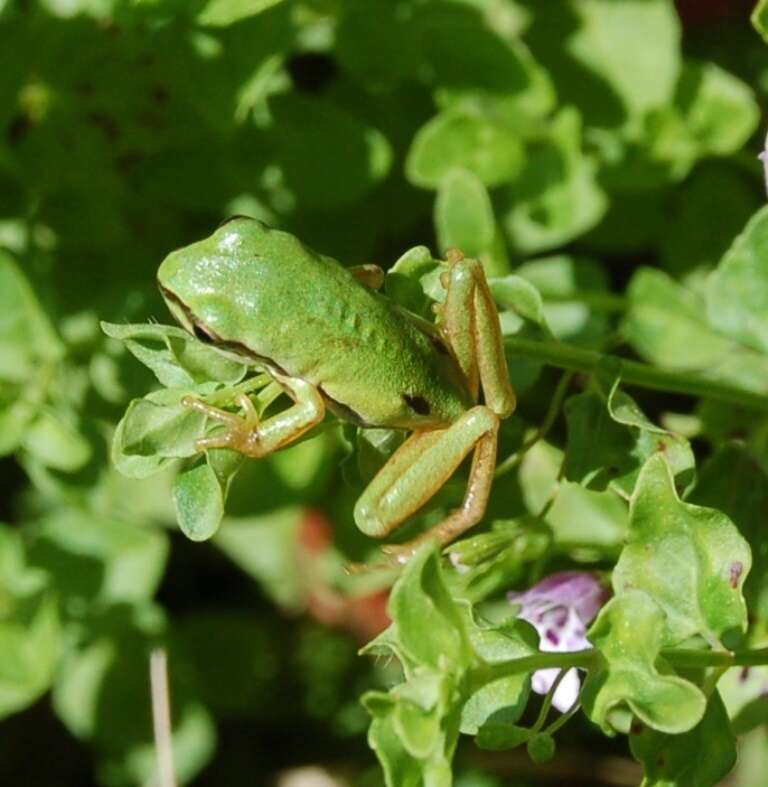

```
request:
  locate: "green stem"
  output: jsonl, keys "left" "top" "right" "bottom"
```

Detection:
{"left": 472, "top": 646, "right": 768, "bottom": 689}
{"left": 504, "top": 336, "right": 768, "bottom": 413}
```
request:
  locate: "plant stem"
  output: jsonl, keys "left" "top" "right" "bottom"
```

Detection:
{"left": 473, "top": 646, "right": 768, "bottom": 688}
{"left": 504, "top": 336, "right": 768, "bottom": 413}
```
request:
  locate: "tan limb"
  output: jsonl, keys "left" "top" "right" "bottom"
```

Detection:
{"left": 182, "top": 372, "right": 325, "bottom": 458}
{"left": 439, "top": 249, "right": 516, "bottom": 418}
{"left": 353, "top": 406, "right": 499, "bottom": 564}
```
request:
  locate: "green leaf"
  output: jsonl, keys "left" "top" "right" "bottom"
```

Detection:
{"left": 417, "top": 5, "right": 554, "bottom": 118}
{"left": 173, "top": 462, "right": 226, "bottom": 541}
{"left": 613, "top": 453, "right": 751, "bottom": 647}
{"left": 566, "top": 0, "right": 681, "bottom": 122}
{"left": 520, "top": 441, "right": 628, "bottom": 549}
{"left": 514, "top": 255, "right": 611, "bottom": 346}
{"left": 504, "top": 108, "right": 607, "bottom": 254}
{"left": 687, "top": 444, "right": 768, "bottom": 621}
{"left": 435, "top": 167, "right": 493, "bottom": 252}
{"left": 459, "top": 608, "right": 535, "bottom": 743}
{"left": 28, "top": 510, "right": 168, "bottom": 605}
{"left": 582, "top": 590, "right": 706, "bottom": 735}
{"left": 21, "top": 408, "right": 92, "bottom": 472}
{"left": 113, "top": 388, "right": 211, "bottom": 478}
{"left": 101, "top": 321, "right": 247, "bottom": 387}
{"left": 675, "top": 60, "right": 759, "bottom": 156}
{"left": 0, "top": 592, "right": 61, "bottom": 719}
{"left": 407, "top": 109, "right": 523, "bottom": 189}
{"left": 489, "top": 275, "right": 547, "bottom": 328}
{"left": 625, "top": 267, "right": 768, "bottom": 395}
{"left": 752, "top": 0, "right": 768, "bottom": 43}
{"left": 388, "top": 545, "right": 472, "bottom": 672}
{"left": 706, "top": 206, "right": 768, "bottom": 355}
{"left": 385, "top": 246, "right": 442, "bottom": 318}
{"left": 564, "top": 384, "right": 694, "bottom": 499}
{"left": 197, "top": 0, "right": 286, "bottom": 27}
{"left": 630, "top": 691, "right": 736, "bottom": 787}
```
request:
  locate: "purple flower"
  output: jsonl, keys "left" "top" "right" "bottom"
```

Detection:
{"left": 759, "top": 133, "right": 768, "bottom": 195}
{"left": 508, "top": 571, "right": 610, "bottom": 712}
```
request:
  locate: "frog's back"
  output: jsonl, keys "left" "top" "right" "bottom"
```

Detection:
{"left": 159, "top": 220, "right": 471, "bottom": 428}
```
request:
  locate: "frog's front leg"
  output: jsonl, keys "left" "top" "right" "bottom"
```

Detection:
{"left": 183, "top": 372, "right": 325, "bottom": 457}
{"left": 354, "top": 405, "right": 499, "bottom": 564}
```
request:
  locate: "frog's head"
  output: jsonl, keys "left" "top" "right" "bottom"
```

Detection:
{"left": 157, "top": 215, "right": 269, "bottom": 347}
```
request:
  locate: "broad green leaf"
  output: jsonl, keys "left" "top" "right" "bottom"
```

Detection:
{"left": 28, "top": 510, "right": 168, "bottom": 604}
{"left": 114, "top": 388, "right": 211, "bottom": 473}
{"left": 388, "top": 545, "right": 472, "bottom": 672}
{"left": 21, "top": 408, "right": 92, "bottom": 472}
{"left": 564, "top": 384, "right": 694, "bottom": 499}
{"left": 706, "top": 206, "right": 768, "bottom": 355}
{"left": 630, "top": 692, "right": 736, "bottom": 787}
{"left": 407, "top": 109, "right": 523, "bottom": 189}
{"left": 514, "top": 255, "right": 611, "bottom": 346}
{"left": 582, "top": 590, "right": 706, "bottom": 735}
{"left": 385, "top": 246, "right": 442, "bottom": 318}
{"left": 0, "top": 593, "right": 61, "bottom": 719}
{"left": 566, "top": 0, "right": 681, "bottom": 122}
{"left": 459, "top": 607, "right": 535, "bottom": 742}
{"left": 416, "top": 5, "right": 554, "bottom": 119}
{"left": 173, "top": 461, "right": 226, "bottom": 541}
{"left": 675, "top": 60, "right": 759, "bottom": 156}
{"left": 625, "top": 267, "right": 768, "bottom": 394}
{"left": 504, "top": 108, "right": 607, "bottom": 254}
{"left": 752, "top": 0, "right": 768, "bottom": 43}
{"left": 0, "top": 251, "right": 62, "bottom": 383}
{"left": 365, "top": 685, "right": 457, "bottom": 787}
{"left": 520, "top": 440, "right": 628, "bottom": 549}
{"left": 613, "top": 454, "right": 751, "bottom": 647}
{"left": 489, "top": 275, "right": 546, "bottom": 328}
{"left": 101, "top": 321, "right": 247, "bottom": 387}
{"left": 435, "top": 167, "right": 494, "bottom": 252}
{"left": 688, "top": 445, "right": 768, "bottom": 620}
{"left": 197, "top": 0, "right": 286, "bottom": 26}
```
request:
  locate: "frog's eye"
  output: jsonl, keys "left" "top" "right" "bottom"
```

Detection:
{"left": 193, "top": 323, "right": 216, "bottom": 344}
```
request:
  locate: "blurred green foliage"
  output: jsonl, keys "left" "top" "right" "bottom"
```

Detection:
{"left": 2, "top": 0, "right": 768, "bottom": 785}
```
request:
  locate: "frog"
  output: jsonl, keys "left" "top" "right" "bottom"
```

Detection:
{"left": 157, "top": 216, "right": 516, "bottom": 565}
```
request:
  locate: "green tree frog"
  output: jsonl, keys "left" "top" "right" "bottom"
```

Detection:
{"left": 157, "top": 217, "right": 515, "bottom": 565}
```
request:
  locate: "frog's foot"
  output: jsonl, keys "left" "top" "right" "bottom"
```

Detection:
{"left": 183, "top": 393, "right": 260, "bottom": 453}
{"left": 183, "top": 374, "right": 326, "bottom": 459}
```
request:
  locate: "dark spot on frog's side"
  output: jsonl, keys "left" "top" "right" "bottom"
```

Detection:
{"left": 402, "top": 394, "right": 431, "bottom": 416}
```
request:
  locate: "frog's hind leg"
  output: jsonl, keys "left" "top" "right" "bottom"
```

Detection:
{"left": 183, "top": 372, "right": 325, "bottom": 458}
{"left": 354, "top": 405, "right": 499, "bottom": 565}
{"left": 439, "top": 250, "right": 516, "bottom": 418}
